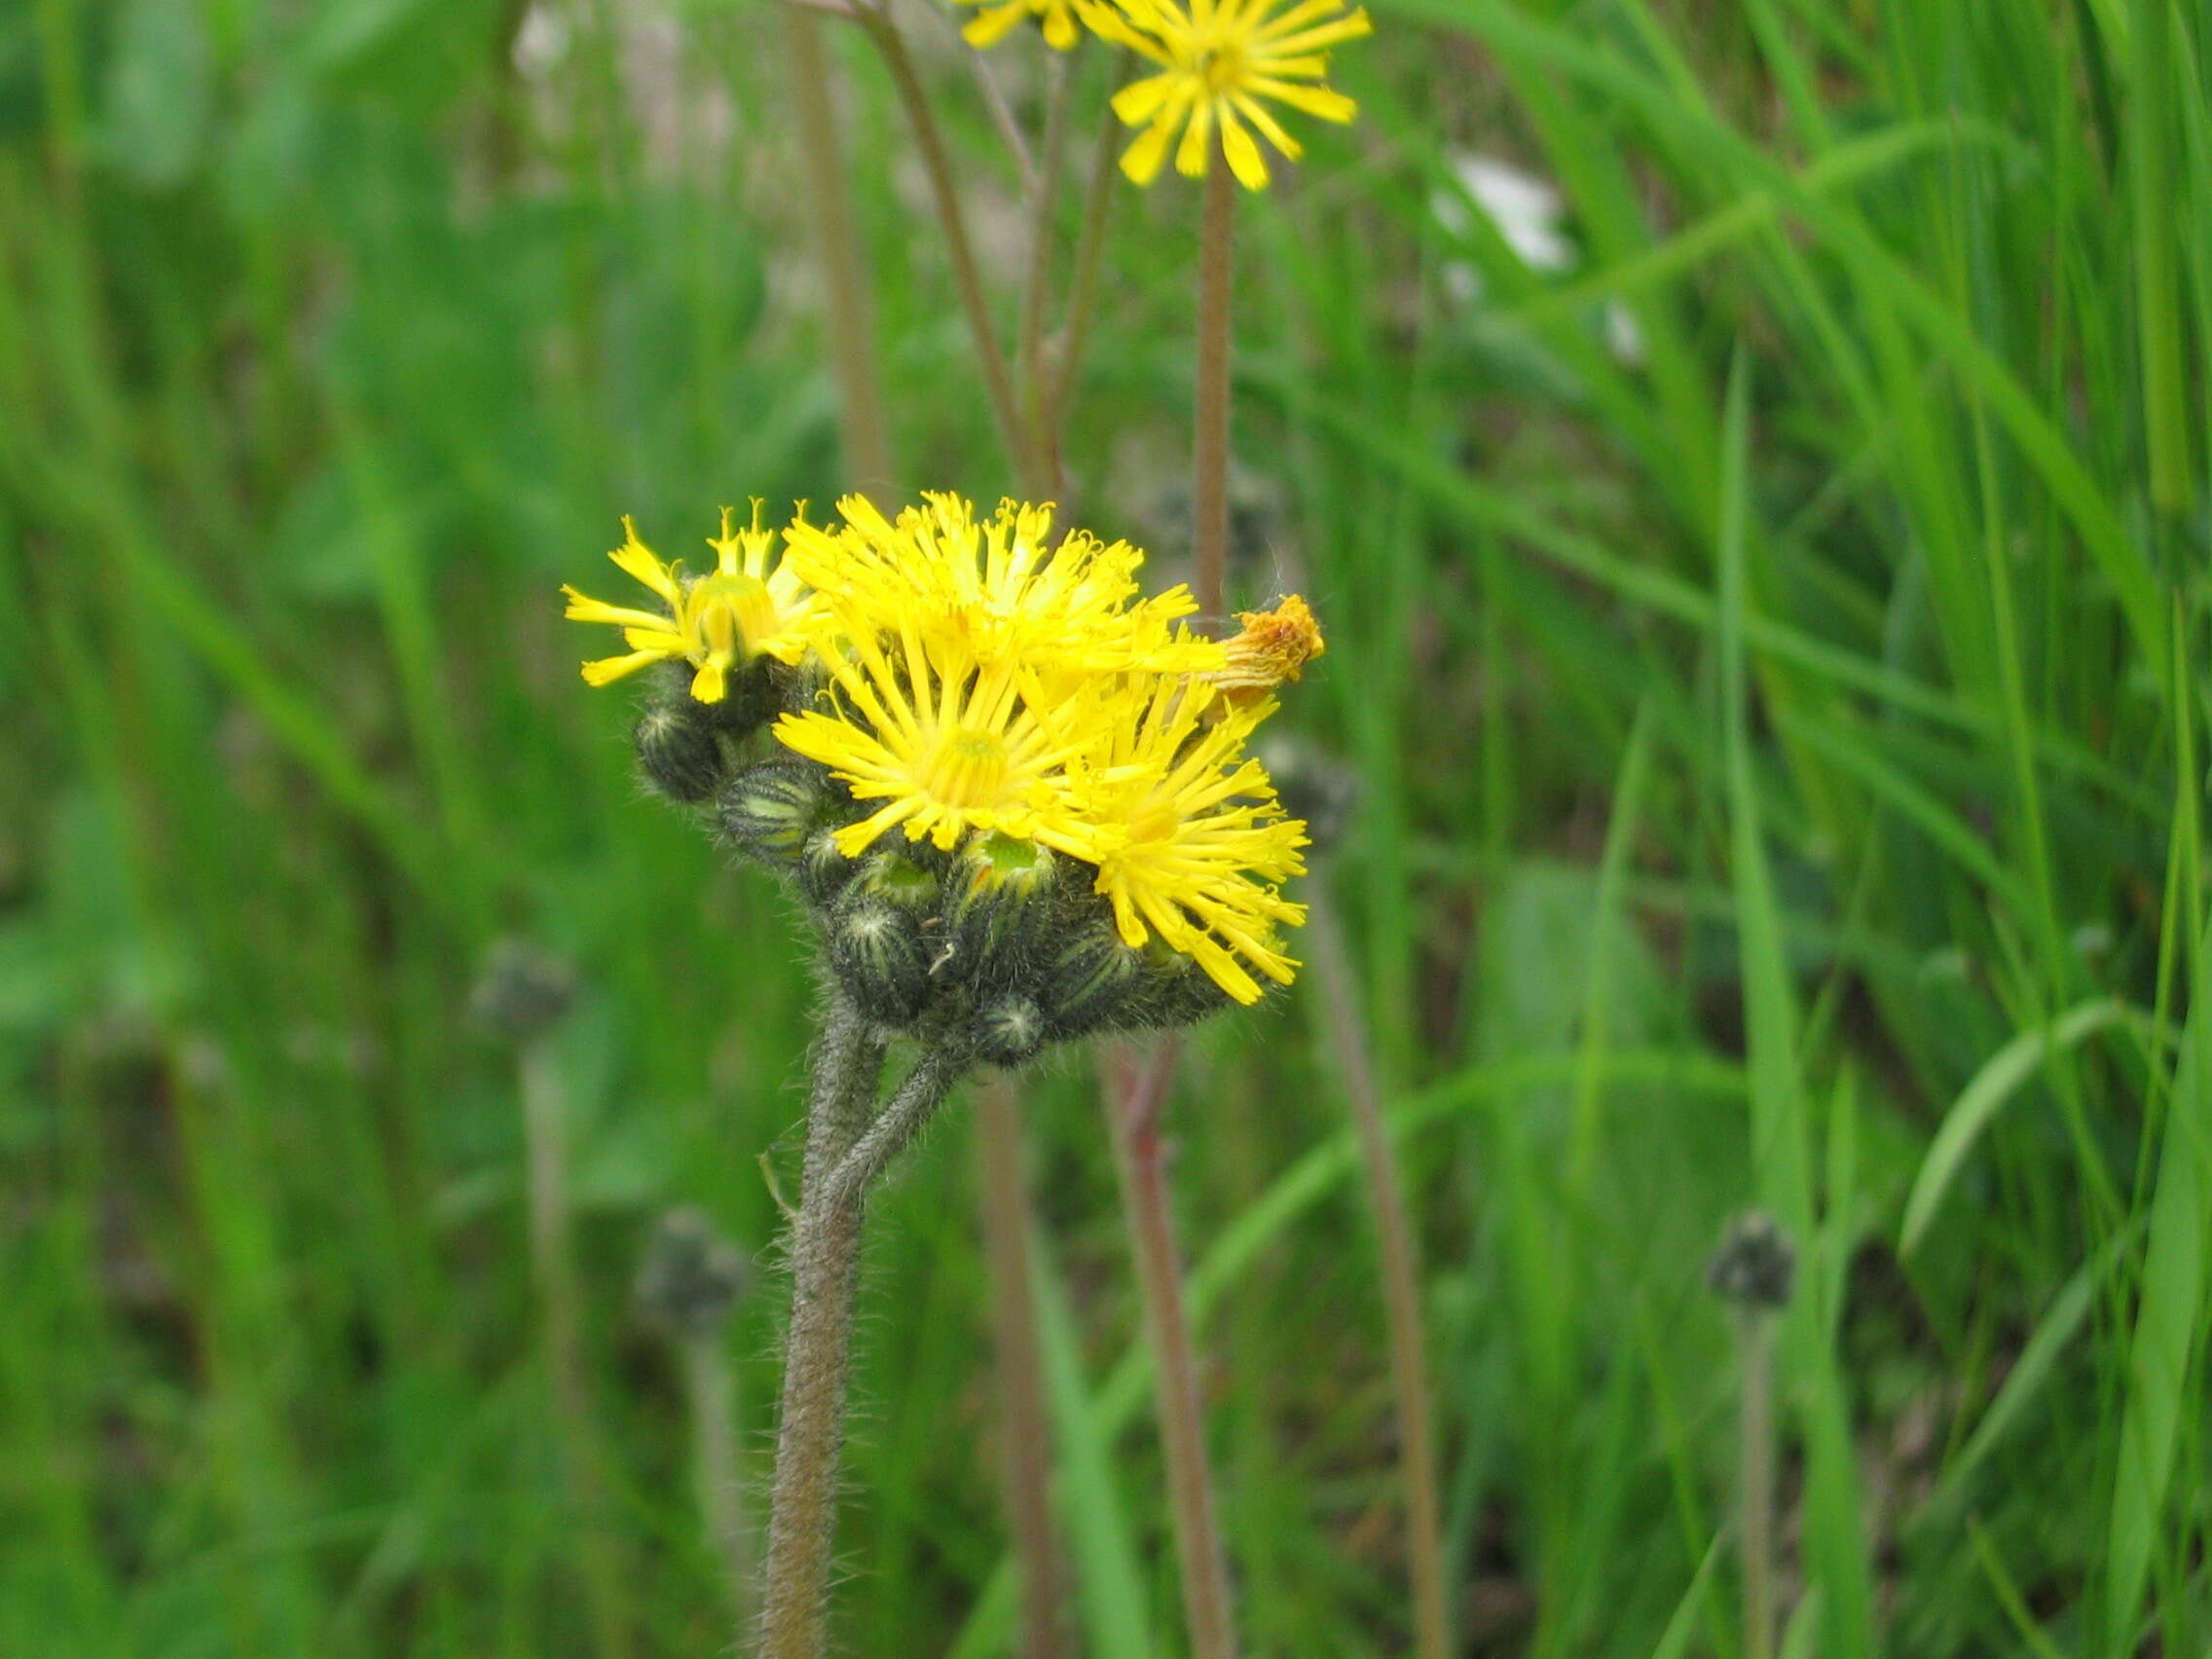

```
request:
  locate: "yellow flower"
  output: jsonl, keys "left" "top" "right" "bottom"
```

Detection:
{"left": 1064, "top": 676, "right": 1309, "bottom": 1004}
{"left": 959, "top": 0, "right": 1085, "bottom": 50}
{"left": 788, "top": 493, "right": 1223, "bottom": 678}
{"left": 773, "top": 612, "right": 1107, "bottom": 856}
{"left": 1202, "top": 592, "right": 1327, "bottom": 704}
{"left": 1078, "top": 0, "right": 1373, "bottom": 189}
{"left": 563, "top": 505, "right": 821, "bottom": 703}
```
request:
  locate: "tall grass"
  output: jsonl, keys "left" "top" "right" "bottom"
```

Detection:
{"left": 1, "top": 0, "right": 2206, "bottom": 1655}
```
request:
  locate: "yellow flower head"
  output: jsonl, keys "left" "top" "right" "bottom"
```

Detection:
{"left": 1064, "top": 677, "right": 1309, "bottom": 1004}
{"left": 773, "top": 612, "right": 1108, "bottom": 856}
{"left": 563, "top": 505, "right": 821, "bottom": 703}
{"left": 1078, "top": 0, "right": 1373, "bottom": 189}
{"left": 788, "top": 493, "right": 1222, "bottom": 678}
{"left": 959, "top": 0, "right": 1085, "bottom": 49}
{"left": 1202, "top": 592, "right": 1327, "bottom": 704}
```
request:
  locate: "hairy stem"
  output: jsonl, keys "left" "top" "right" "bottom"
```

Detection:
{"left": 781, "top": 9, "right": 895, "bottom": 495}
{"left": 519, "top": 1039, "right": 634, "bottom": 1659}
{"left": 1105, "top": 1039, "right": 1239, "bottom": 1659}
{"left": 974, "top": 1077, "right": 1065, "bottom": 1659}
{"left": 1307, "top": 888, "right": 1452, "bottom": 1659}
{"left": 857, "top": 6, "right": 1038, "bottom": 495}
{"left": 1191, "top": 148, "right": 1236, "bottom": 628}
{"left": 681, "top": 1330, "right": 755, "bottom": 1639}
{"left": 1739, "top": 1309, "right": 1777, "bottom": 1659}
{"left": 757, "top": 995, "right": 885, "bottom": 1659}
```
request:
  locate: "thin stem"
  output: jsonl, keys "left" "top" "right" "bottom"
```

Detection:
{"left": 681, "top": 1330, "right": 755, "bottom": 1638}
{"left": 1191, "top": 148, "right": 1236, "bottom": 629}
{"left": 1739, "top": 1309, "right": 1777, "bottom": 1659}
{"left": 974, "top": 1077, "right": 1065, "bottom": 1659}
{"left": 1104, "top": 1039, "right": 1239, "bottom": 1659}
{"left": 1306, "top": 888, "right": 1453, "bottom": 1659}
{"left": 1042, "top": 91, "right": 1123, "bottom": 508}
{"left": 519, "top": 1039, "right": 634, "bottom": 1659}
{"left": 856, "top": 6, "right": 1039, "bottom": 495}
{"left": 758, "top": 995, "right": 886, "bottom": 1659}
{"left": 1018, "top": 54, "right": 1074, "bottom": 486}
{"left": 781, "top": 9, "right": 896, "bottom": 495}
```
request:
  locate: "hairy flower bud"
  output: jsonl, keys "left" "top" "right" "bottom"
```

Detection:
{"left": 634, "top": 701, "right": 726, "bottom": 803}
{"left": 829, "top": 889, "right": 935, "bottom": 1026}
{"left": 950, "top": 832, "right": 1063, "bottom": 984}
{"left": 854, "top": 851, "right": 941, "bottom": 913}
{"left": 972, "top": 994, "right": 1047, "bottom": 1068}
{"left": 719, "top": 760, "right": 832, "bottom": 870}
{"left": 634, "top": 1206, "right": 754, "bottom": 1338}
{"left": 1040, "top": 916, "right": 1148, "bottom": 1039}
{"left": 800, "top": 824, "right": 863, "bottom": 906}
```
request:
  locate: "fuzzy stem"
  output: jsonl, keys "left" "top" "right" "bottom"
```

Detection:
{"left": 974, "top": 1077, "right": 1066, "bottom": 1659}
{"left": 1191, "top": 148, "right": 1236, "bottom": 628}
{"left": 857, "top": 6, "right": 1039, "bottom": 495}
{"left": 519, "top": 1039, "right": 634, "bottom": 1659}
{"left": 1105, "top": 1040, "right": 1239, "bottom": 1659}
{"left": 1042, "top": 93, "right": 1124, "bottom": 510}
{"left": 757, "top": 996, "right": 885, "bottom": 1659}
{"left": 1018, "top": 54, "right": 1073, "bottom": 489}
{"left": 1738, "top": 1309, "right": 1777, "bottom": 1659}
{"left": 781, "top": 9, "right": 895, "bottom": 496}
{"left": 1306, "top": 888, "right": 1453, "bottom": 1659}
{"left": 681, "top": 1330, "right": 755, "bottom": 1638}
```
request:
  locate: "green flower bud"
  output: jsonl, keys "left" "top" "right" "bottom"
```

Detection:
{"left": 634, "top": 702, "right": 725, "bottom": 803}
{"left": 828, "top": 890, "right": 934, "bottom": 1026}
{"left": 799, "top": 824, "right": 863, "bottom": 905}
{"left": 950, "top": 832, "right": 1063, "bottom": 984}
{"left": 854, "top": 850, "right": 941, "bottom": 913}
{"left": 972, "top": 994, "right": 1047, "bottom": 1068}
{"left": 1121, "top": 939, "right": 1236, "bottom": 1031}
{"left": 1041, "top": 915, "right": 1148, "bottom": 1039}
{"left": 719, "top": 760, "right": 830, "bottom": 870}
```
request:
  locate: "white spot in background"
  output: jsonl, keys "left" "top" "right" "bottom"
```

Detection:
{"left": 513, "top": 3, "right": 571, "bottom": 80}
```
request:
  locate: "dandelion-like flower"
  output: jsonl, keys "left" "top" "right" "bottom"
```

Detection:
{"left": 788, "top": 493, "right": 1221, "bottom": 677}
{"left": 563, "top": 505, "right": 820, "bottom": 703}
{"left": 1060, "top": 677, "right": 1309, "bottom": 1003}
{"left": 1078, "top": 0, "right": 1374, "bottom": 189}
{"left": 958, "top": 0, "right": 1085, "bottom": 50}
{"left": 774, "top": 615, "right": 1105, "bottom": 856}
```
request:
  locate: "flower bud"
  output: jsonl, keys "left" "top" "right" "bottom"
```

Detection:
{"left": 692, "top": 656, "right": 781, "bottom": 737}
{"left": 468, "top": 938, "right": 576, "bottom": 1040}
{"left": 950, "top": 832, "right": 1063, "bottom": 984}
{"left": 829, "top": 889, "right": 935, "bottom": 1026}
{"left": 634, "top": 702, "right": 726, "bottom": 803}
{"left": 1707, "top": 1211, "right": 1795, "bottom": 1310}
{"left": 633, "top": 1206, "right": 754, "bottom": 1339}
{"left": 1117, "top": 938, "right": 1236, "bottom": 1032}
{"left": 1040, "top": 916, "right": 1147, "bottom": 1039}
{"left": 719, "top": 760, "right": 831, "bottom": 870}
{"left": 853, "top": 850, "right": 941, "bottom": 913}
{"left": 972, "top": 994, "right": 1047, "bottom": 1068}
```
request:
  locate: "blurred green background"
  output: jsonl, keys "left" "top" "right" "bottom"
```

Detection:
{"left": 3, "top": 0, "right": 2210, "bottom": 1654}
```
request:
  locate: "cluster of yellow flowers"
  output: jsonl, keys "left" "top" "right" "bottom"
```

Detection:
{"left": 564, "top": 497, "right": 1324, "bottom": 1005}
{"left": 959, "top": 0, "right": 1373, "bottom": 191}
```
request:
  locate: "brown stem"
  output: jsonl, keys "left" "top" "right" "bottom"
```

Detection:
{"left": 757, "top": 997, "right": 885, "bottom": 1659}
{"left": 1191, "top": 148, "right": 1236, "bottom": 629}
{"left": 1042, "top": 91, "right": 1123, "bottom": 509}
{"left": 520, "top": 1039, "right": 635, "bottom": 1659}
{"left": 1104, "top": 1039, "right": 1239, "bottom": 1659}
{"left": 1306, "top": 888, "right": 1453, "bottom": 1659}
{"left": 974, "top": 1077, "right": 1065, "bottom": 1659}
{"left": 781, "top": 9, "right": 895, "bottom": 496}
{"left": 1018, "top": 53, "right": 1074, "bottom": 492}
{"left": 857, "top": 6, "right": 1038, "bottom": 494}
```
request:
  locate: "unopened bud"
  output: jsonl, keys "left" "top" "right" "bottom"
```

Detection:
{"left": 853, "top": 850, "right": 940, "bottom": 913}
{"left": 635, "top": 702, "right": 725, "bottom": 803}
{"left": 1707, "top": 1211, "right": 1795, "bottom": 1310}
{"left": 634, "top": 1206, "right": 753, "bottom": 1338}
{"left": 1040, "top": 916, "right": 1148, "bottom": 1039}
{"left": 829, "top": 889, "right": 935, "bottom": 1026}
{"left": 1120, "top": 938, "right": 1235, "bottom": 1031}
{"left": 720, "top": 760, "right": 831, "bottom": 870}
{"left": 469, "top": 939, "right": 576, "bottom": 1040}
{"left": 799, "top": 823, "right": 863, "bottom": 905}
{"left": 972, "top": 994, "right": 1047, "bottom": 1068}
{"left": 950, "top": 832, "right": 1062, "bottom": 982}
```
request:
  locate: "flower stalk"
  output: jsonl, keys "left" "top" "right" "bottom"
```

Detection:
{"left": 1191, "top": 147, "right": 1235, "bottom": 625}
{"left": 1105, "top": 1039, "right": 1240, "bottom": 1659}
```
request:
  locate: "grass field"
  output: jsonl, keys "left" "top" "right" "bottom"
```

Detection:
{"left": 3, "top": 0, "right": 2210, "bottom": 1654}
